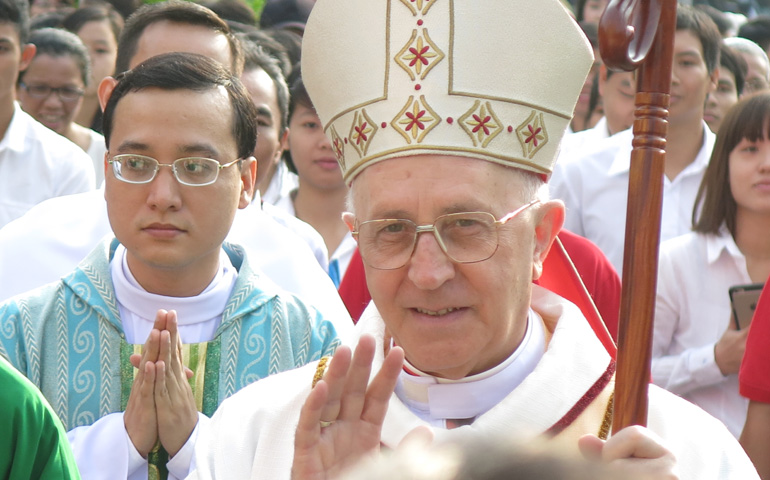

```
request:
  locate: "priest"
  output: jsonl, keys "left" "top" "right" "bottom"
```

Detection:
{"left": 190, "top": 1, "right": 758, "bottom": 478}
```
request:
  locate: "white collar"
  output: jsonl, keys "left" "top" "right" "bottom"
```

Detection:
{"left": 394, "top": 311, "right": 546, "bottom": 424}
{"left": 705, "top": 225, "right": 744, "bottom": 265}
{"left": 111, "top": 243, "right": 237, "bottom": 326}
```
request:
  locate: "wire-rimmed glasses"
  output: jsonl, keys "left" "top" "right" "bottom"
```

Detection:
{"left": 352, "top": 200, "right": 540, "bottom": 270}
{"left": 108, "top": 154, "right": 240, "bottom": 187}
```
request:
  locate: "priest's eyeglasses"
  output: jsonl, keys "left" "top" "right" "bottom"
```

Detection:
{"left": 352, "top": 200, "right": 540, "bottom": 270}
{"left": 108, "top": 154, "right": 240, "bottom": 187}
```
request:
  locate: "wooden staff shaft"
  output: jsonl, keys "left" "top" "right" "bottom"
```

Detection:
{"left": 610, "top": 0, "right": 677, "bottom": 433}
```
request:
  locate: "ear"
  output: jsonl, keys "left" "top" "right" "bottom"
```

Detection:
{"left": 280, "top": 127, "right": 290, "bottom": 152}
{"left": 19, "top": 44, "right": 36, "bottom": 72}
{"left": 103, "top": 151, "right": 109, "bottom": 177}
{"left": 708, "top": 66, "right": 719, "bottom": 93}
{"left": 342, "top": 212, "right": 356, "bottom": 234}
{"left": 238, "top": 156, "right": 257, "bottom": 209}
{"left": 531, "top": 200, "right": 565, "bottom": 281}
{"left": 97, "top": 76, "right": 118, "bottom": 111}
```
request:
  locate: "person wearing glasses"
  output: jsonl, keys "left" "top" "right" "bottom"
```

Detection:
{"left": 17, "top": 27, "right": 107, "bottom": 186}
{"left": 190, "top": 1, "right": 757, "bottom": 479}
{"left": 0, "top": 0, "right": 93, "bottom": 229}
{"left": 0, "top": 52, "right": 341, "bottom": 480}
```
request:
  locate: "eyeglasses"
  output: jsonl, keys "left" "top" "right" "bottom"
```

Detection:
{"left": 19, "top": 82, "right": 85, "bottom": 102}
{"left": 745, "top": 78, "right": 770, "bottom": 95}
{"left": 352, "top": 200, "right": 540, "bottom": 270}
{"left": 108, "top": 154, "right": 240, "bottom": 187}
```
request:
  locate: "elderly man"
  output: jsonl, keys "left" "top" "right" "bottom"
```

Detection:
{"left": 0, "top": 52, "right": 340, "bottom": 480}
{"left": 190, "top": 1, "right": 757, "bottom": 479}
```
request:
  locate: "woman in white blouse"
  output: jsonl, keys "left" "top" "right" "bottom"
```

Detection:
{"left": 652, "top": 93, "right": 770, "bottom": 438}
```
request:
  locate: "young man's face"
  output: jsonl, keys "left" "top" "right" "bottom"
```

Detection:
{"left": 704, "top": 67, "right": 739, "bottom": 134}
{"left": 599, "top": 69, "right": 636, "bottom": 135}
{"left": 0, "top": 22, "right": 33, "bottom": 106}
{"left": 669, "top": 29, "right": 717, "bottom": 126}
{"left": 240, "top": 66, "right": 284, "bottom": 192}
{"left": 104, "top": 86, "right": 254, "bottom": 295}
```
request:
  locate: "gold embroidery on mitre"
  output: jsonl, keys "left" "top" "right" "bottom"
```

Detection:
{"left": 399, "top": 0, "right": 437, "bottom": 16}
{"left": 516, "top": 110, "right": 549, "bottom": 159}
{"left": 395, "top": 29, "right": 445, "bottom": 81}
{"left": 348, "top": 109, "right": 377, "bottom": 157}
{"left": 458, "top": 100, "right": 503, "bottom": 148}
{"left": 329, "top": 126, "right": 346, "bottom": 170}
{"left": 392, "top": 95, "right": 440, "bottom": 144}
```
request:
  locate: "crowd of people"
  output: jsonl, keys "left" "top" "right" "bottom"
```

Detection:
{"left": 2, "top": 0, "right": 770, "bottom": 478}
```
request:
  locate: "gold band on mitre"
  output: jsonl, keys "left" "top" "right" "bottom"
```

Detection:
{"left": 302, "top": 0, "right": 594, "bottom": 184}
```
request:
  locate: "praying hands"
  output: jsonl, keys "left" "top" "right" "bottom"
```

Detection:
{"left": 124, "top": 310, "right": 198, "bottom": 458}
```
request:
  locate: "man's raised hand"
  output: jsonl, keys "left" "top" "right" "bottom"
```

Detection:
{"left": 291, "top": 335, "right": 405, "bottom": 480}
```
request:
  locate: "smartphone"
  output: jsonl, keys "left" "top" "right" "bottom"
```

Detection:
{"left": 729, "top": 283, "right": 764, "bottom": 330}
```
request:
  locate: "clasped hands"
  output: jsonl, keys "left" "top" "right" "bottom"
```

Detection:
{"left": 291, "top": 334, "right": 679, "bottom": 480}
{"left": 124, "top": 309, "right": 198, "bottom": 458}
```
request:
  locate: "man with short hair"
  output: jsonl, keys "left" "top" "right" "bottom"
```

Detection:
{"left": 0, "top": 0, "right": 351, "bottom": 324}
{"left": 190, "top": 1, "right": 757, "bottom": 479}
{"left": 552, "top": 6, "right": 721, "bottom": 274}
{"left": 238, "top": 35, "right": 329, "bottom": 270}
{"left": 0, "top": 0, "right": 94, "bottom": 228}
{"left": 0, "top": 51, "right": 340, "bottom": 480}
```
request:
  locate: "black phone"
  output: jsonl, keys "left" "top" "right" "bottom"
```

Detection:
{"left": 729, "top": 283, "right": 764, "bottom": 330}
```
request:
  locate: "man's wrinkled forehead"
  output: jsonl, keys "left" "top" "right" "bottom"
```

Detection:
{"left": 130, "top": 21, "right": 232, "bottom": 71}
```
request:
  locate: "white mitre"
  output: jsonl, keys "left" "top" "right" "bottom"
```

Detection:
{"left": 301, "top": 0, "right": 594, "bottom": 184}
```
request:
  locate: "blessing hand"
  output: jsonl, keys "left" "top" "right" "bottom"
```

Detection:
{"left": 291, "top": 335, "right": 405, "bottom": 480}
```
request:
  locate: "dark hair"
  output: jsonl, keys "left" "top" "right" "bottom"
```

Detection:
{"left": 677, "top": 5, "right": 722, "bottom": 75}
{"left": 0, "top": 0, "right": 30, "bottom": 44}
{"left": 738, "top": 15, "right": 770, "bottom": 52}
{"left": 239, "top": 33, "right": 289, "bottom": 133}
{"left": 259, "top": 0, "right": 312, "bottom": 31}
{"left": 21, "top": 27, "right": 91, "bottom": 85}
{"left": 695, "top": 4, "right": 732, "bottom": 37}
{"left": 579, "top": 20, "right": 598, "bottom": 50}
{"left": 29, "top": 9, "right": 71, "bottom": 30}
{"left": 693, "top": 93, "right": 770, "bottom": 236}
{"left": 281, "top": 66, "right": 313, "bottom": 174}
{"left": 103, "top": 52, "right": 257, "bottom": 160}
{"left": 721, "top": 43, "right": 748, "bottom": 97}
{"left": 241, "top": 28, "right": 291, "bottom": 77}
{"left": 200, "top": 0, "right": 255, "bottom": 27}
{"left": 62, "top": 4, "right": 124, "bottom": 43}
{"left": 264, "top": 28, "right": 302, "bottom": 74}
{"left": 114, "top": 0, "right": 243, "bottom": 75}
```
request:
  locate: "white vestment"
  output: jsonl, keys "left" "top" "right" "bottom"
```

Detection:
{"left": 0, "top": 189, "right": 352, "bottom": 342}
{"left": 190, "top": 286, "right": 757, "bottom": 480}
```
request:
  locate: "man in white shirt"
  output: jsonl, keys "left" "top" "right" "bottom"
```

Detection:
{"left": 551, "top": 6, "right": 720, "bottom": 274}
{"left": 0, "top": 0, "right": 94, "bottom": 228}
{"left": 559, "top": 67, "right": 636, "bottom": 157}
{"left": 190, "top": 1, "right": 757, "bottom": 479}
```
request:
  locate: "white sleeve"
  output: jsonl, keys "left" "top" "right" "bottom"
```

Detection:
{"left": 167, "top": 413, "right": 207, "bottom": 480}
{"left": 67, "top": 412, "right": 147, "bottom": 480}
{"left": 67, "top": 412, "right": 206, "bottom": 480}
{"left": 651, "top": 249, "right": 726, "bottom": 395}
